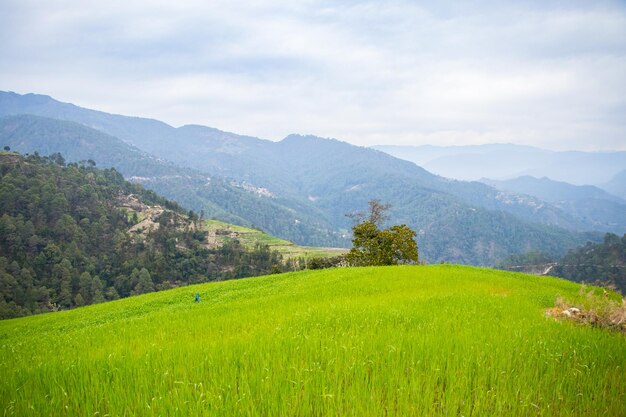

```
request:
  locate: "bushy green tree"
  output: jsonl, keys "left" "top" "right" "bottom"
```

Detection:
{"left": 346, "top": 200, "right": 418, "bottom": 266}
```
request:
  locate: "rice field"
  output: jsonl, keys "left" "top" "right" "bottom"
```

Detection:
{"left": 1, "top": 265, "right": 625, "bottom": 416}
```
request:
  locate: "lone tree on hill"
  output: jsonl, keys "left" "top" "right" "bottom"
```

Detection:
{"left": 346, "top": 200, "right": 418, "bottom": 266}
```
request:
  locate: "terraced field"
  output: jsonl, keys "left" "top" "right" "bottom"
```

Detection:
{"left": 204, "top": 219, "right": 347, "bottom": 259}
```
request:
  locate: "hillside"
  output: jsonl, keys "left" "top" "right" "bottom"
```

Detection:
{"left": 551, "top": 233, "right": 626, "bottom": 293}
{"left": 1, "top": 265, "right": 624, "bottom": 416}
{"left": 0, "top": 92, "right": 603, "bottom": 265}
{"left": 205, "top": 220, "right": 346, "bottom": 260}
{"left": 0, "top": 153, "right": 290, "bottom": 318}
{"left": 0, "top": 114, "right": 345, "bottom": 247}
{"left": 482, "top": 176, "right": 626, "bottom": 235}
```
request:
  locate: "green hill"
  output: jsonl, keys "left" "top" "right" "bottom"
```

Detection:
{"left": 1, "top": 265, "right": 624, "bottom": 416}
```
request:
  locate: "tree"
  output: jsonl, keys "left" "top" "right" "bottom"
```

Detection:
{"left": 54, "top": 259, "right": 73, "bottom": 307}
{"left": 78, "top": 271, "right": 92, "bottom": 304}
{"left": 347, "top": 199, "right": 391, "bottom": 227}
{"left": 91, "top": 276, "right": 105, "bottom": 303}
{"left": 132, "top": 268, "right": 154, "bottom": 295}
{"left": 74, "top": 293, "right": 85, "bottom": 307}
{"left": 346, "top": 200, "right": 418, "bottom": 266}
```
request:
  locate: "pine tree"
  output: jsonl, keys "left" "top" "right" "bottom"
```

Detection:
{"left": 133, "top": 268, "right": 154, "bottom": 295}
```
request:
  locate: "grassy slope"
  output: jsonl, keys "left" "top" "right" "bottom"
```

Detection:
{"left": 205, "top": 219, "right": 347, "bottom": 259}
{"left": 1, "top": 265, "right": 625, "bottom": 416}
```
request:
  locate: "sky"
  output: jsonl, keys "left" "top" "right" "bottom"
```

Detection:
{"left": 1, "top": 0, "right": 625, "bottom": 151}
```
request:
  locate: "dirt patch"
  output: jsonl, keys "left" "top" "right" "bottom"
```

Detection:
{"left": 546, "top": 287, "right": 626, "bottom": 333}
{"left": 128, "top": 206, "right": 165, "bottom": 235}
{"left": 116, "top": 193, "right": 167, "bottom": 237}
{"left": 116, "top": 193, "right": 149, "bottom": 212}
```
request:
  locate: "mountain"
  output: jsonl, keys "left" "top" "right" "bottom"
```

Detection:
{"left": 481, "top": 176, "right": 626, "bottom": 235}
{"left": 0, "top": 114, "right": 346, "bottom": 247}
{"left": 603, "top": 169, "right": 626, "bottom": 200}
{"left": 0, "top": 91, "right": 176, "bottom": 151}
{"left": 0, "top": 152, "right": 302, "bottom": 318}
{"left": 373, "top": 144, "right": 626, "bottom": 186}
{"left": 0, "top": 91, "right": 603, "bottom": 265}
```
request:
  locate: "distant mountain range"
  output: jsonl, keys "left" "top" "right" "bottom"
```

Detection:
{"left": 481, "top": 176, "right": 626, "bottom": 235}
{"left": 603, "top": 170, "right": 626, "bottom": 200}
{"left": 373, "top": 144, "right": 626, "bottom": 188}
{"left": 0, "top": 91, "right": 610, "bottom": 265}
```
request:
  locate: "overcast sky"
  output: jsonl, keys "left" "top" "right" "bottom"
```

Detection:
{"left": 1, "top": 0, "right": 625, "bottom": 150}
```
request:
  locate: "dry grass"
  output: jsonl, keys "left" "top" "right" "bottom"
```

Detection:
{"left": 548, "top": 285, "right": 626, "bottom": 332}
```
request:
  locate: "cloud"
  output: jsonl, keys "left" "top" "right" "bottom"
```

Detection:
{"left": 1, "top": 0, "right": 625, "bottom": 151}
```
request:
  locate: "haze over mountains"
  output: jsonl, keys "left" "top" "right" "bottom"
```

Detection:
{"left": 2, "top": 91, "right": 621, "bottom": 265}
{"left": 604, "top": 170, "right": 626, "bottom": 201}
{"left": 373, "top": 144, "right": 626, "bottom": 187}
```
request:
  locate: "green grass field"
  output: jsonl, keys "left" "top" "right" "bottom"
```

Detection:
{"left": 204, "top": 219, "right": 347, "bottom": 259}
{"left": 1, "top": 265, "right": 625, "bottom": 416}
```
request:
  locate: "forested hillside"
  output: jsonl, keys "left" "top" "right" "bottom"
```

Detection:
{"left": 497, "top": 233, "right": 626, "bottom": 293}
{"left": 0, "top": 92, "right": 604, "bottom": 265}
{"left": 551, "top": 233, "right": 626, "bottom": 293}
{"left": 0, "top": 152, "right": 286, "bottom": 318}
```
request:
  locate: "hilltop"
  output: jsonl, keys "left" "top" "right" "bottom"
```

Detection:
{"left": 1, "top": 265, "right": 624, "bottom": 416}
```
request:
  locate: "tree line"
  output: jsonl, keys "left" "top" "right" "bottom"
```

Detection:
{"left": 497, "top": 233, "right": 626, "bottom": 294}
